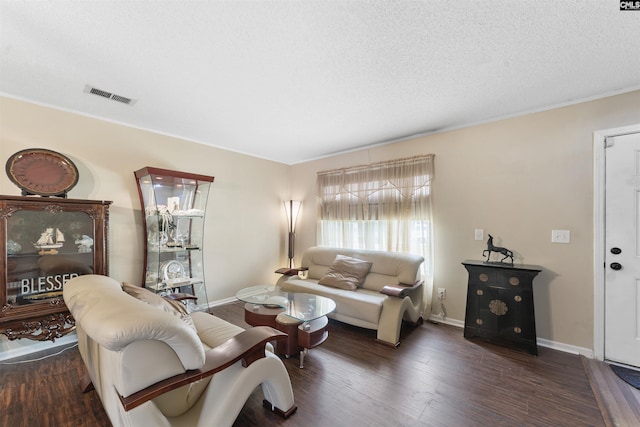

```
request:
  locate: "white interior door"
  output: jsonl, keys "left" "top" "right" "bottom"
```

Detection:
{"left": 605, "top": 131, "right": 640, "bottom": 367}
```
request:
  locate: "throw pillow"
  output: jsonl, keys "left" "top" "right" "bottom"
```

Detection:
{"left": 121, "top": 282, "right": 197, "bottom": 332}
{"left": 318, "top": 254, "right": 373, "bottom": 290}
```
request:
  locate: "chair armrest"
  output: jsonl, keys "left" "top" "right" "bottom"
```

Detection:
{"left": 118, "top": 326, "right": 287, "bottom": 411}
{"left": 380, "top": 280, "right": 423, "bottom": 298}
{"left": 165, "top": 292, "right": 198, "bottom": 302}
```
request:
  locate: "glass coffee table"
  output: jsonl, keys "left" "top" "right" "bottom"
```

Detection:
{"left": 236, "top": 285, "right": 336, "bottom": 368}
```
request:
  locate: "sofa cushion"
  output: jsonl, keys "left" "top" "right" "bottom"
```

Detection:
{"left": 122, "top": 282, "right": 197, "bottom": 332}
{"left": 190, "top": 311, "right": 244, "bottom": 349}
{"left": 279, "top": 278, "right": 384, "bottom": 325}
{"left": 318, "top": 254, "right": 373, "bottom": 290}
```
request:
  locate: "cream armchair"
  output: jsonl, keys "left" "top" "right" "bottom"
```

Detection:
{"left": 63, "top": 275, "right": 296, "bottom": 427}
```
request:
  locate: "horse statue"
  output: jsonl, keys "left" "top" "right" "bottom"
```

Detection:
{"left": 483, "top": 234, "right": 514, "bottom": 264}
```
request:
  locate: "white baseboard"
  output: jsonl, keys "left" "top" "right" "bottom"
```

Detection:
{"left": 427, "top": 314, "right": 465, "bottom": 328}
{"left": 426, "top": 315, "right": 594, "bottom": 358}
{"left": 208, "top": 296, "right": 238, "bottom": 308}
{"left": 537, "top": 337, "right": 593, "bottom": 358}
{"left": 0, "top": 333, "right": 78, "bottom": 362}
{"left": 70, "top": 297, "right": 591, "bottom": 361}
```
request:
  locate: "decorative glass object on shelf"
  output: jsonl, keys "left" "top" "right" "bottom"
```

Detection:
{"left": 134, "top": 167, "right": 214, "bottom": 312}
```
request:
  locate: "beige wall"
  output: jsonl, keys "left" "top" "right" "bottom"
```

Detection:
{"left": 292, "top": 90, "right": 640, "bottom": 351}
{"left": 0, "top": 96, "right": 291, "bottom": 356}
{"left": 2, "top": 90, "right": 639, "bottom": 356}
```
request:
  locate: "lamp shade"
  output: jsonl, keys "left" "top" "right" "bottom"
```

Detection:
{"left": 284, "top": 200, "right": 301, "bottom": 233}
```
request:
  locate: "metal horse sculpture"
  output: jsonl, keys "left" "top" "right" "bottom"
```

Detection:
{"left": 483, "top": 234, "right": 514, "bottom": 264}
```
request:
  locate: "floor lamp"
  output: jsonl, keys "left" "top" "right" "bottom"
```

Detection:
{"left": 284, "top": 200, "right": 301, "bottom": 268}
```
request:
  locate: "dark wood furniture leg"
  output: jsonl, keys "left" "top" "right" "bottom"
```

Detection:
{"left": 79, "top": 370, "right": 94, "bottom": 393}
{"left": 297, "top": 316, "right": 329, "bottom": 368}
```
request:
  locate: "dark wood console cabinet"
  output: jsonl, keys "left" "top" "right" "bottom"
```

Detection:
{"left": 462, "top": 260, "right": 542, "bottom": 355}
{"left": 0, "top": 195, "right": 111, "bottom": 341}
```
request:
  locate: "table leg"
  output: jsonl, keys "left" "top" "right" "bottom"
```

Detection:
{"left": 296, "top": 316, "right": 329, "bottom": 368}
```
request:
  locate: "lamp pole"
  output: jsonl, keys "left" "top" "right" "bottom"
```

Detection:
{"left": 285, "top": 200, "right": 301, "bottom": 268}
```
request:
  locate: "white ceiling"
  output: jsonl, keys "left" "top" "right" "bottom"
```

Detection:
{"left": 1, "top": 1, "right": 639, "bottom": 165}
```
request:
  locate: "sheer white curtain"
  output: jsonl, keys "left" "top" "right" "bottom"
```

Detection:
{"left": 316, "top": 155, "right": 435, "bottom": 317}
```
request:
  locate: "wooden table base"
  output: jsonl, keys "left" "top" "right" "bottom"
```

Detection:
{"left": 243, "top": 303, "right": 329, "bottom": 368}
{"left": 297, "top": 316, "right": 329, "bottom": 368}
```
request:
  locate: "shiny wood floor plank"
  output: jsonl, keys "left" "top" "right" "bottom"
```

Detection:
{"left": 1, "top": 301, "right": 633, "bottom": 426}
{"left": 582, "top": 356, "right": 640, "bottom": 427}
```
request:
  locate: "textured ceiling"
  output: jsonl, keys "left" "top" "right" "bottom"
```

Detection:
{"left": 1, "top": 1, "right": 639, "bottom": 164}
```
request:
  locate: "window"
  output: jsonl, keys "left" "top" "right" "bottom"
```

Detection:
{"left": 316, "top": 155, "right": 434, "bottom": 313}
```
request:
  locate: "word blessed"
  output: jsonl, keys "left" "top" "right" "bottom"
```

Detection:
{"left": 620, "top": 1, "right": 640, "bottom": 10}
{"left": 21, "top": 273, "right": 80, "bottom": 295}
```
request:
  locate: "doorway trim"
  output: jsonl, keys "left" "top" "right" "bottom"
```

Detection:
{"left": 593, "top": 123, "right": 640, "bottom": 361}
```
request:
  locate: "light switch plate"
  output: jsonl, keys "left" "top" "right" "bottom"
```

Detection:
{"left": 474, "top": 229, "right": 484, "bottom": 241}
{"left": 551, "top": 229, "right": 570, "bottom": 243}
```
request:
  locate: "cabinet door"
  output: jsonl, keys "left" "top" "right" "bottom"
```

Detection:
{"left": 501, "top": 288, "right": 535, "bottom": 341}
{"left": 468, "top": 283, "right": 517, "bottom": 340}
{"left": 2, "top": 200, "right": 108, "bottom": 323}
{"left": 494, "top": 270, "right": 536, "bottom": 342}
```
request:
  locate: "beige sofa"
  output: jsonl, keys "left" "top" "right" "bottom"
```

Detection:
{"left": 276, "top": 246, "right": 424, "bottom": 347}
{"left": 64, "top": 275, "right": 296, "bottom": 427}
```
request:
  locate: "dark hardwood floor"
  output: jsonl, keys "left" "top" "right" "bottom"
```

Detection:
{"left": 1, "top": 301, "right": 635, "bottom": 426}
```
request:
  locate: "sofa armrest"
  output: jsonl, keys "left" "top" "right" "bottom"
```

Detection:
{"left": 380, "top": 280, "right": 423, "bottom": 298}
{"left": 118, "top": 326, "right": 287, "bottom": 411}
{"left": 275, "top": 267, "right": 308, "bottom": 276}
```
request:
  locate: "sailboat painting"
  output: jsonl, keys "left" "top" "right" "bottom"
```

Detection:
{"left": 34, "top": 227, "right": 65, "bottom": 255}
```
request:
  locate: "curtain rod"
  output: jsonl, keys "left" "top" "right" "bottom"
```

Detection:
{"left": 317, "top": 154, "right": 434, "bottom": 176}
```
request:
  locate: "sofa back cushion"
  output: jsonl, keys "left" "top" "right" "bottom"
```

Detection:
{"left": 301, "top": 246, "right": 423, "bottom": 292}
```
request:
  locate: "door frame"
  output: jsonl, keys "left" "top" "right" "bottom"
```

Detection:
{"left": 593, "top": 123, "right": 640, "bottom": 361}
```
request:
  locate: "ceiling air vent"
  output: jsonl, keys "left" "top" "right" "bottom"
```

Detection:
{"left": 84, "top": 85, "right": 137, "bottom": 106}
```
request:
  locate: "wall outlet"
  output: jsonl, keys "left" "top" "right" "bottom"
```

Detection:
{"left": 474, "top": 229, "right": 484, "bottom": 241}
{"left": 551, "top": 229, "right": 571, "bottom": 243}
{"left": 437, "top": 288, "right": 446, "bottom": 300}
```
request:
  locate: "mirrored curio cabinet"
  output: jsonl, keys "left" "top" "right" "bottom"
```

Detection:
{"left": 0, "top": 195, "right": 111, "bottom": 341}
{"left": 134, "top": 167, "right": 214, "bottom": 311}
